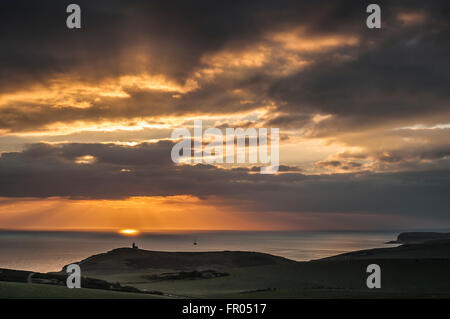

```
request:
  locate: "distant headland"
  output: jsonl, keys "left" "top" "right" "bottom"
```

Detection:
{"left": 386, "top": 232, "right": 450, "bottom": 244}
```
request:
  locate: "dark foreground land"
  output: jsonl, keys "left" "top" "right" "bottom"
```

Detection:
{"left": 1, "top": 232, "right": 450, "bottom": 298}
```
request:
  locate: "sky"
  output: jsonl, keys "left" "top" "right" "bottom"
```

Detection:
{"left": 0, "top": 0, "right": 449, "bottom": 231}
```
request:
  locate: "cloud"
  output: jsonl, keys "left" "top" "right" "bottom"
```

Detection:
{"left": 0, "top": 142, "right": 449, "bottom": 224}
{"left": 0, "top": 1, "right": 449, "bottom": 228}
{"left": 315, "top": 160, "right": 363, "bottom": 171}
{"left": 1, "top": 0, "right": 447, "bottom": 134}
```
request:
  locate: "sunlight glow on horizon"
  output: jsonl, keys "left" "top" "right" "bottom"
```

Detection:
{"left": 118, "top": 229, "right": 140, "bottom": 236}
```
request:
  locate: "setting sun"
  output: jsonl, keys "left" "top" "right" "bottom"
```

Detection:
{"left": 118, "top": 229, "right": 140, "bottom": 236}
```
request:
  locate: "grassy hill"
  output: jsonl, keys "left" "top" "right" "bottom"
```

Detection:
{"left": 67, "top": 248, "right": 294, "bottom": 272}
{"left": 53, "top": 244, "right": 450, "bottom": 298}
{"left": 323, "top": 240, "right": 450, "bottom": 260}
{"left": 0, "top": 281, "right": 166, "bottom": 299}
{"left": 3, "top": 235, "right": 450, "bottom": 299}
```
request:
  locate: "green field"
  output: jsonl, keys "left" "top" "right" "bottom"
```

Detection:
{"left": 67, "top": 246, "right": 450, "bottom": 299}
{"left": 0, "top": 281, "right": 167, "bottom": 299}
{"left": 2, "top": 238, "right": 450, "bottom": 299}
{"left": 85, "top": 259, "right": 450, "bottom": 298}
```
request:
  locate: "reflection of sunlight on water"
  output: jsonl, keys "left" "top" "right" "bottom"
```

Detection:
{"left": 0, "top": 230, "right": 413, "bottom": 272}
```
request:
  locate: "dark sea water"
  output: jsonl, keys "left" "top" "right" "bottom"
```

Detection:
{"left": 0, "top": 230, "right": 408, "bottom": 273}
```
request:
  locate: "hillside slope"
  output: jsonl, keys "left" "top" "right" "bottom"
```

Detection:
{"left": 63, "top": 248, "right": 295, "bottom": 273}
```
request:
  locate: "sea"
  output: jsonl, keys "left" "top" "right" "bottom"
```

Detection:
{"left": 0, "top": 230, "right": 410, "bottom": 273}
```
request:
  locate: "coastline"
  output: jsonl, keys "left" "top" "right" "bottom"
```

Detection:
{"left": 1, "top": 232, "right": 450, "bottom": 299}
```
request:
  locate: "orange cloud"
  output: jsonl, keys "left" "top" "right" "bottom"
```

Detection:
{"left": 270, "top": 29, "right": 359, "bottom": 52}
{"left": 397, "top": 11, "right": 427, "bottom": 25}
{"left": 0, "top": 73, "right": 198, "bottom": 110}
{"left": 0, "top": 196, "right": 297, "bottom": 231}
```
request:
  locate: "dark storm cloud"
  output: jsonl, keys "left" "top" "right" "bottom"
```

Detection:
{"left": 0, "top": 0, "right": 318, "bottom": 89}
{"left": 269, "top": 35, "right": 450, "bottom": 130}
{"left": 265, "top": 114, "right": 313, "bottom": 129}
{"left": 266, "top": 2, "right": 450, "bottom": 132}
{"left": 0, "top": 0, "right": 449, "bottom": 133}
{"left": 0, "top": 142, "right": 449, "bottom": 221}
